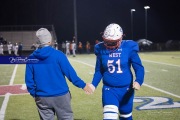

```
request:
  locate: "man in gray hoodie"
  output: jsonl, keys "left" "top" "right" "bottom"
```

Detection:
{"left": 25, "top": 28, "right": 93, "bottom": 120}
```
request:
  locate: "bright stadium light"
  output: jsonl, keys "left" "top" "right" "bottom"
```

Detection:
{"left": 144, "top": 6, "right": 150, "bottom": 9}
{"left": 144, "top": 6, "right": 150, "bottom": 40}
{"left": 131, "top": 9, "right": 136, "bottom": 40}
{"left": 131, "top": 9, "right": 136, "bottom": 12}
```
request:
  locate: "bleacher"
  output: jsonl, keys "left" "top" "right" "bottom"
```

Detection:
{"left": 0, "top": 25, "right": 57, "bottom": 51}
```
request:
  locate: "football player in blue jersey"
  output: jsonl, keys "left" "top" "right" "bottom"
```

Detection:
{"left": 90, "top": 23, "right": 145, "bottom": 120}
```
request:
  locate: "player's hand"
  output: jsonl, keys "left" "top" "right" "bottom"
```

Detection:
{"left": 133, "top": 81, "right": 141, "bottom": 90}
{"left": 83, "top": 83, "right": 95, "bottom": 94}
{"left": 89, "top": 83, "right": 95, "bottom": 92}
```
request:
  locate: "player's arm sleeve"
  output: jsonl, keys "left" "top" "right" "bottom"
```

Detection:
{"left": 130, "top": 43, "right": 145, "bottom": 86}
{"left": 59, "top": 53, "right": 86, "bottom": 89}
{"left": 91, "top": 44, "right": 103, "bottom": 88}
{"left": 25, "top": 64, "right": 36, "bottom": 97}
{"left": 92, "top": 55, "right": 103, "bottom": 88}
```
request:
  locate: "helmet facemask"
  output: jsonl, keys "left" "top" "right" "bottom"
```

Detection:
{"left": 103, "top": 38, "right": 121, "bottom": 49}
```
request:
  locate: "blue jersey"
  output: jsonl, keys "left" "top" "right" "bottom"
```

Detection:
{"left": 92, "top": 40, "right": 144, "bottom": 88}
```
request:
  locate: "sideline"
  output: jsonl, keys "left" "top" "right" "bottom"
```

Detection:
{"left": 0, "top": 64, "right": 18, "bottom": 120}
{"left": 70, "top": 58, "right": 180, "bottom": 99}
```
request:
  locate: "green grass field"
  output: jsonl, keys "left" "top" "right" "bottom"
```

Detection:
{"left": 0, "top": 51, "right": 180, "bottom": 120}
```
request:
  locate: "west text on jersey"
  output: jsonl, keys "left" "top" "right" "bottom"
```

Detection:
{"left": 109, "top": 53, "right": 121, "bottom": 57}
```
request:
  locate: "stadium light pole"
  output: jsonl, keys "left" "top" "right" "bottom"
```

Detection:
{"left": 131, "top": 9, "right": 136, "bottom": 40}
{"left": 144, "top": 6, "right": 150, "bottom": 40}
{"left": 73, "top": 0, "right": 78, "bottom": 44}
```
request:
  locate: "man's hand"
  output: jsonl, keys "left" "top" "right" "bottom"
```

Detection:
{"left": 83, "top": 83, "right": 95, "bottom": 94}
{"left": 133, "top": 81, "right": 141, "bottom": 90}
{"left": 89, "top": 83, "right": 95, "bottom": 92}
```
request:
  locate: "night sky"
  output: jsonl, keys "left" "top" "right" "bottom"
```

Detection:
{"left": 0, "top": 0, "right": 179, "bottom": 45}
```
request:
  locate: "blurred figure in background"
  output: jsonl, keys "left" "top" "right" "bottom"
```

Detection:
{"left": 0, "top": 43, "right": 4, "bottom": 55}
{"left": 13, "top": 43, "right": 18, "bottom": 56}
{"left": 69, "top": 41, "right": 73, "bottom": 55}
{"left": 71, "top": 40, "right": 76, "bottom": 57}
{"left": 65, "top": 40, "right": 70, "bottom": 56}
{"left": 61, "top": 41, "right": 66, "bottom": 53}
{"left": 95, "top": 39, "right": 99, "bottom": 44}
{"left": 86, "top": 41, "right": 91, "bottom": 54}
{"left": 7, "top": 42, "right": 13, "bottom": 55}
{"left": 54, "top": 41, "right": 58, "bottom": 50}
{"left": 18, "top": 42, "right": 23, "bottom": 56}
{"left": 78, "top": 41, "right": 83, "bottom": 54}
{"left": 31, "top": 44, "right": 36, "bottom": 51}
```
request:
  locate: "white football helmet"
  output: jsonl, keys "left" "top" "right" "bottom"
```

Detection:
{"left": 102, "top": 23, "right": 123, "bottom": 49}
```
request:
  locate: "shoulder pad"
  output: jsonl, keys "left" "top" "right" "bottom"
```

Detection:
{"left": 122, "top": 40, "right": 139, "bottom": 52}
{"left": 94, "top": 42, "right": 105, "bottom": 55}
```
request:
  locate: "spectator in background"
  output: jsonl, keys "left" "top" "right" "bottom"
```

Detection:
{"left": 35, "top": 42, "right": 39, "bottom": 50}
{"left": 31, "top": 42, "right": 39, "bottom": 50}
{"left": 61, "top": 41, "right": 66, "bottom": 53}
{"left": 71, "top": 40, "right": 76, "bottom": 57}
{"left": 25, "top": 28, "right": 93, "bottom": 120}
{"left": 86, "top": 41, "right": 91, "bottom": 54}
{"left": 0, "top": 43, "right": 4, "bottom": 55}
{"left": 69, "top": 41, "right": 73, "bottom": 55}
{"left": 54, "top": 40, "right": 58, "bottom": 50}
{"left": 3, "top": 39, "right": 7, "bottom": 45}
{"left": 18, "top": 42, "right": 23, "bottom": 56}
{"left": 7, "top": 42, "right": 13, "bottom": 55}
{"left": 13, "top": 43, "right": 18, "bottom": 56}
{"left": 95, "top": 39, "right": 99, "bottom": 44}
{"left": 31, "top": 44, "right": 36, "bottom": 51}
{"left": 78, "top": 41, "right": 83, "bottom": 54}
{"left": 65, "top": 41, "right": 70, "bottom": 56}
{"left": 0, "top": 35, "right": 4, "bottom": 44}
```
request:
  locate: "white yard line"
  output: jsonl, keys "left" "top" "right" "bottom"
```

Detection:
{"left": 9, "top": 64, "right": 18, "bottom": 85}
{"left": 143, "top": 83, "right": 180, "bottom": 98}
{"left": 70, "top": 59, "right": 95, "bottom": 68}
{"left": 0, "top": 93, "right": 11, "bottom": 120}
{"left": 142, "top": 59, "right": 180, "bottom": 67}
{"left": 70, "top": 58, "right": 180, "bottom": 99}
{"left": 0, "top": 64, "right": 18, "bottom": 120}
